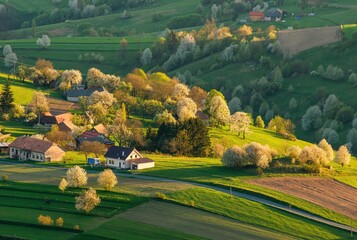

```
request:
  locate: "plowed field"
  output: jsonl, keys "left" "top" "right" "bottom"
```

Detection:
{"left": 249, "top": 177, "right": 357, "bottom": 219}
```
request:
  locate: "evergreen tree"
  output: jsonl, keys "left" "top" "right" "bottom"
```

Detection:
{"left": 180, "top": 118, "right": 211, "bottom": 157}
{"left": 0, "top": 80, "right": 14, "bottom": 113}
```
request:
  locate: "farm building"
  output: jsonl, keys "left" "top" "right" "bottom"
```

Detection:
{"left": 76, "top": 125, "right": 114, "bottom": 148}
{"left": 40, "top": 112, "right": 73, "bottom": 127}
{"left": 249, "top": 11, "right": 265, "bottom": 21}
{"left": 66, "top": 87, "right": 105, "bottom": 102}
{"left": 265, "top": 8, "right": 283, "bottom": 21}
{"left": 9, "top": 136, "right": 65, "bottom": 162}
{"left": 105, "top": 146, "right": 155, "bottom": 170}
{"left": 0, "top": 142, "right": 9, "bottom": 154}
{"left": 58, "top": 120, "right": 77, "bottom": 132}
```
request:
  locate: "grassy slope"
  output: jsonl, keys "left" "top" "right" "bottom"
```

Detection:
{"left": 0, "top": 76, "right": 60, "bottom": 137}
{"left": 166, "top": 187, "right": 353, "bottom": 240}
{"left": 75, "top": 217, "right": 206, "bottom": 240}
{"left": 140, "top": 152, "right": 357, "bottom": 227}
{"left": 0, "top": 182, "right": 148, "bottom": 239}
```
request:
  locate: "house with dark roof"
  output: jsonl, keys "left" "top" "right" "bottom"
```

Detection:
{"left": 265, "top": 8, "right": 283, "bottom": 21}
{"left": 104, "top": 146, "right": 155, "bottom": 170}
{"left": 66, "top": 87, "right": 105, "bottom": 102}
{"left": 9, "top": 136, "right": 65, "bottom": 162}
{"left": 76, "top": 127, "right": 114, "bottom": 148}
{"left": 40, "top": 112, "right": 73, "bottom": 127}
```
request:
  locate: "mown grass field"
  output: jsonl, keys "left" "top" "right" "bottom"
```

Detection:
{"left": 165, "top": 187, "right": 355, "bottom": 240}
{"left": 0, "top": 181, "right": 149, "bottom": 240}
{"left": 119, "top": 200, "right": 296, "bottom": 240}
{"left": 140, "top": 152, "right": 357, "bottom": 227}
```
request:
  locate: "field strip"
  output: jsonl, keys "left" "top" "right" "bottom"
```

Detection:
{"left": 120, "top": 200, "right": 295, "bottom": 240}
{"left": 1, "top": 161, "right": 356, "bottom": 232}
{"left": 248, "top": 177, "right": 357, "bottom": 220}
{"left": 117, "top": 173, "right": 357, "bottom": 233}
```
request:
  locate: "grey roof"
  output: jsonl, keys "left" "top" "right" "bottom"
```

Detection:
{"left": 67, "top": 87, "right": 105, "bottom": 98}
{"left": 104, "top": 146, "right": 135, "bottom": 160}
{"left": 265, "top": 8, "right": 283, "bottom": 18}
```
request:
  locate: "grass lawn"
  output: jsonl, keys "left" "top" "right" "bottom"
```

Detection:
{"left": 139, "top": 153, "right": 357, "bottom": 227}
{"left": 0, "top": 181, "right": 149, "bottom": 239}
{"left": 119, "top": 200, "right": 295, "bottom": 240}
{"left": 74, "top": 216, "right": 206, "bottom": 240}
{"left": 165, "top": 187, "right": 354, "bottom": 240}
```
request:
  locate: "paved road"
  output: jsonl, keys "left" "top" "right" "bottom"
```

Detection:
{"left": 1, "top": 160, "right": 356, "bottom": 233}
{"left": 117, "top": 173, "right": 357, "bottom": 233}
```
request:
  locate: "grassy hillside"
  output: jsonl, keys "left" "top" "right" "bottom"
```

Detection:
{"left": 166, "top": 187, "right": 353, "bottom": 240}
{"left": 0, "top": 37, "right": 154, "bottom": 74}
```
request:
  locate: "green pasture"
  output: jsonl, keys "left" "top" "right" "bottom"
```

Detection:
{"left": 74, "top": 217, "right": 205, "bottom": 240}
{"left": 0, "top": 181, "right": 148, "bottom": 240}
{"left": 140, "top": 153, "right": 357, "bottom": 227}
{"left": 5, "top": 0, "right": 201, "bottom": 40}
{"left": 166, "top": 187, "right": 354, "bottom": 240}
{"left": 0, "top": 37, "right": 155, "bottom": 74}
{"left": 210, "top": 126, "right": 311, "bottom": 154}
{"left": 0, "top": 0, "right": 66, "bottom": 12}
{"left": 0, "top": 76, "right": 60, "bottom": 105}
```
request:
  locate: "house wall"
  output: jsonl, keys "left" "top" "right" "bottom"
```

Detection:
{"left": 107, "top": 157, "right": 129, "bottom": 169}
{"left": 9, "top": 147, "right": 45, "bottom": 161}
{"left": 133, "top": 162, "right": 155, "bottom": 170}
{"left": 45, "top": 146, "right": 65, "bottom": 162}
{"left": 67, "top": 97, "right": 79, "bottom": 102}
{"left": 126, "top": 149, "right": 143, "bottom": 160}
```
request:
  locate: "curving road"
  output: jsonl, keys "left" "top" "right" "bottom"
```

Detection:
{"left": 116, "top": 173, "right": 357, "bottom": 233}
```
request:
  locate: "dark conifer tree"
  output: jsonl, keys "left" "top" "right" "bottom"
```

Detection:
{"left": 0, "top": 80, "right": 14, "bottom": 113}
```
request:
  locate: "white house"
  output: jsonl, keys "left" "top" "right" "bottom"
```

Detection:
{"left": 104, "top": 146, "right": 154, "bottom": 170}
{"left": 9, "top": 136, "right": 65, "bottom": 162}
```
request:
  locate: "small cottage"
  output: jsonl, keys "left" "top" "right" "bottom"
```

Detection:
{"left": 9, "top": 137, "right": 65, "bottom": 162}
{"left": 104, "top": 146, "right": 155, "bottom": 170}
{"left": 265, "top": 8, "right": 283, "bottom": 21}
{"left": 249, "top": 11, "right": 265, "bottom": 21}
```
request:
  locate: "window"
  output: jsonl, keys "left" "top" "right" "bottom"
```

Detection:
{"left": 135, "top": 155, "right": 137, "bottom": 158}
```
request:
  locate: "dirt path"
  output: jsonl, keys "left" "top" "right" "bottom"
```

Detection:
{"left": 120, "top": 201, "right": 295, "bottom": 240}
{"left": 249, "top": 177, "right": 357, "bottom": 220}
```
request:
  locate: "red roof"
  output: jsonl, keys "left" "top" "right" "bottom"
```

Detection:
{"left": 250, "top": 11, "right": 265, "bottom": 17}
{"left": 79, "top": 130, "right": 101, "bottom": 138}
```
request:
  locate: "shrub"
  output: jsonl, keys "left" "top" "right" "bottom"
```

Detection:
{"left": 55, "top": 217, "right": 64, "bottom": 227}
{"left": 1, "top": 175, "right": 8, "bottom": 182}
{"left": 38, "top": 215, "right": 53, "bottom": 226}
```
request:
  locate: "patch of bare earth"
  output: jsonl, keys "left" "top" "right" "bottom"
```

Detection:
{"left": 248, "top": 177, "right": 357, "bottom": 219}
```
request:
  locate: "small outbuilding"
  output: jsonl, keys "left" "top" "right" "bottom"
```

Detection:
{"left": 104, "top": 146, "right": 154, "bottom": 170}
{"left": 249, "top": 11, "right": 265, "bottom": 21}
{"left": 265, "top": 8, "right": 283, "bottom": 21}
{"left": 0, "top": 142, "right": 9, "bottom": 154}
